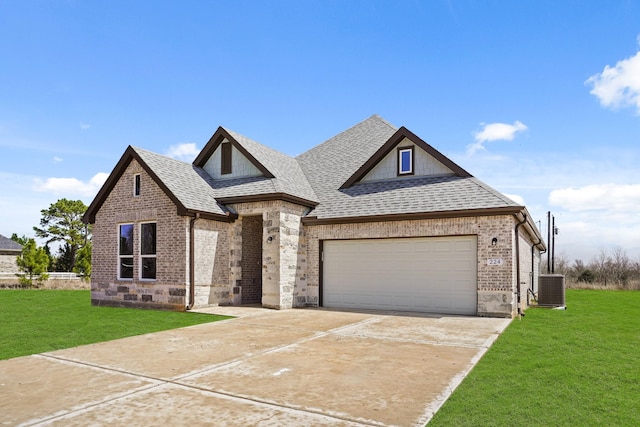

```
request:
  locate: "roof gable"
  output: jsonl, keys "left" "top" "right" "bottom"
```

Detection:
{"left": 84, "top": 146, "right": 234, "bottom": 224}
{"left": 297, "top": 115, "right": 398, "bottom": 193}
{"left": 340, "top": 126, "right": 471, "bottom": 189}
{"left": 195, "top": 127, "right": 318, "bottom": 206}
{"left": 194, "top": 127, "right": 274, "bottom": 178}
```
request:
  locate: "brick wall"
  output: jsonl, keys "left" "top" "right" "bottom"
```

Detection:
{"left": 192, "top": 218, "right": 232, "bottom": 307}
{"left": 91, "top": 160, "right": 189, "bottom": 310}
{"left": 303, "top": 214, "right": 527, "bottom": 317}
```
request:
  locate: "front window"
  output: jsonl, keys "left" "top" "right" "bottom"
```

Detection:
{"left": 398, "top": 147, "right": 413, "bottom": 175}
{"left": 119, "top": 224, "right": 134, "bottom": 279}
{"left": 140, "top": 222, "right": 157, "bottom": 280}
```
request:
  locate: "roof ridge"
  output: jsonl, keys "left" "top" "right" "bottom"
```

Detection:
{"left": 469, "top": 177, "right": 523, "bottom": 206}
{"left": 222, "top": 127, "right": 295, "bottom": 161}
{"left": 296, "top": 115, "right": 398, "bottom": 160}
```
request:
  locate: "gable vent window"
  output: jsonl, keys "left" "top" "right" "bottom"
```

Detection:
{"left": 221, "top": 142, "right": 232, "bottom": 175}
{"left": 134, "top": 174, "right": 141, "bottom": 196}
{"left": 398, "top": 147, "right": 414, "bottom": 175}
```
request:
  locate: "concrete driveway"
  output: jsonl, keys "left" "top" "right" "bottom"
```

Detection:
{"left": 0, "top": 307, "right": 510, "bottom": 426}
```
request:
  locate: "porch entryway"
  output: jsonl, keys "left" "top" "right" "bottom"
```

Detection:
{"left": 240, "top": 215, "right": 263, "bottom": 304}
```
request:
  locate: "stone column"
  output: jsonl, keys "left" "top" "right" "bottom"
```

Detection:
{"left": 262, "top": 211, "right": 301, "bottom": 309}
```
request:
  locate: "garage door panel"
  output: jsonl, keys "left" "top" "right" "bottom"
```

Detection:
{"left": 323, "top": 236, "right": 477, "bottom": 315}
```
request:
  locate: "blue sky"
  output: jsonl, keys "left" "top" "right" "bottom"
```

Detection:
{"left": 1, "top": 1, "right": 640, "bottom": 262}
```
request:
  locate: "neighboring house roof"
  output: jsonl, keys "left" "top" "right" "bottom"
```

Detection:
{"left": 0, "top": 234, "right": 22, "bottom": 252}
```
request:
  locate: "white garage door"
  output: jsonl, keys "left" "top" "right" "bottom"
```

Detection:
{"left": 322, "top": 236, "right": 477, "bottom": 315}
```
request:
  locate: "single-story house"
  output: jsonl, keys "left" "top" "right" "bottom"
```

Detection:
{"left": 0, "top": 234, "right": 22, "bottom": 274}
{"left": 84, "top": 115, "right": 545, "bottom": 318}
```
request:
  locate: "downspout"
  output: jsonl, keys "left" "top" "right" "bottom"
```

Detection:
{"left": 530, "top": 236, "right": 545, "bottom": 302}
{"left": 187, "top": 213, "right": 199, "bottom": 310}
{"left": 514, "top": 214, "right": 527, "bottom": 317}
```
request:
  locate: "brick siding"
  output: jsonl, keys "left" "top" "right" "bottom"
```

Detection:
{"left": 302, "top": 215, "right": 530, "bottom": 317}
{"left": 91, "top": 160, "right": 189, "bottom": 310}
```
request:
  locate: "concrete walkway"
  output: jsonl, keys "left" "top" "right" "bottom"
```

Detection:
{"left": 0, "top": 307, "right": 510, "bottom": 426}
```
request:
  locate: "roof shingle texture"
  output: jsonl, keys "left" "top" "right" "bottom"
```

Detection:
{"left": 296, "top": 115, "right": 521, "bottom": 219}
{"left": 130, "top": 115, "right": 520, "bottom": 220}
{"left": 0, "top": 234, "right": 22, "bottom": 251}
{"left": 133, "top": 147, "right": 229, "bottom": 216}
{"left": 222, "top": 129, "right": 318, "bottom": 203}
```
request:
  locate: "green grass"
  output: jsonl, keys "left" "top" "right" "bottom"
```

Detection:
{"left": 0, "top": 290, "right": 230, "bottom": 360}
{"left": 429, "top": 290, "right": 640, "bottom": 426}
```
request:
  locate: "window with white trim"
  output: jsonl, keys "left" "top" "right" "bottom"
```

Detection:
{"left": 398, "top": 147, "right": 414, "bottom": 175}
{"left": 140, "top": 222, "right": 157, "bottom": 280}
{"left": 118, "top": 224, "right": 134, "bottom": 279}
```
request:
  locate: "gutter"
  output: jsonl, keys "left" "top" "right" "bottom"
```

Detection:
{"left": 187, "top": 213, "right": 200, "bottom": 310}
{"left": 514, "top": 213, "right": 527, "bottom": 317}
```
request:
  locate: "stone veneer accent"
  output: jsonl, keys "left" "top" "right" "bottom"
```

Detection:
{"left": 0, "top": 252, "right": 20, "bottom": 273}
{"left": 302, "top": 214, "right": 529, "bottom": 318}
{"left": 228, "top": 200, "right": 307, "bottom": 310}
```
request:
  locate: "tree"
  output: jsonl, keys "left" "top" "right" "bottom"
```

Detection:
{"left": 10, "top": 233, "right": 29, "bottom": 246}
{"left": 74, "top": 241, "right": 92, "bottom": 279}
{"left": 53, "top": 243, "right": 74, "bottom": 272}
{"left": 16, "top": 239, "right": 50, "bottom": 287}
{"left": 33, "top": 199, "right": 90, "bottom": 272}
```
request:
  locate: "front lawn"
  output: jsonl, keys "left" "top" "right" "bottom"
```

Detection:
{"left": 429, "top": 289, "right": 640, "bottom": 426}
{"left": 0, "top": 290, "right": 230, "bottom": 360}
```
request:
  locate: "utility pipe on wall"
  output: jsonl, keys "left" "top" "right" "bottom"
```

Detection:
{"left": 187, "top": 213, "right": 200, "bottom": 310}
{"left": 514, "top": 214, "right": 528, "bottom": 316}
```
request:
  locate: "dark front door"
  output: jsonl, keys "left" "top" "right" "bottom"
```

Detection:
{"left": 240, "top": 215, "right": 263, "bottom": 304}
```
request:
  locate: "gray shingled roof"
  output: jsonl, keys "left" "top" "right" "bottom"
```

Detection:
{"left": 223, "top": 129, "right": 318, "bottom": 203}
{"left": 133, "top": 147, "right": 230, "bottom": 217}
{"left": 119, "top": 115, "right": 521, "bottom": 222}
{"left": 296, "top": 115, "right": 522, "bottom": 220}
{"left": 0, "top": 234, "right": 22, "bottom": 252}
{"left": 297, "top": 115, "right": 398, "bottom": 194}
{"left": 305, "top": 175, "right": 521, "bottom": 219}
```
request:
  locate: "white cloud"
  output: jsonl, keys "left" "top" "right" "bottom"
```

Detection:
{"left": 549, "top": 183, "right": 640, "bottom": 212}
{"left": 467, "top": 121, "right": 527, "bottom": 155}
{"left": 53, "top": 156, "right": 63, "bottom": 163}
{"left": 33, "top": 172, "right": 109, "bottom": 197}
{"left": 502, "top": 193, "right": 525, "bottom": 205}
{"left": 165, "top": 142, "right": 200, "bottom": 161}
{"left": 585, "top": 47, "right": 640, "bottom": 114}
{"left": 80, "top": 122, "right": 91, "bottom": 130}
{"left": 547, "top": 183, "right": 640, "bottom": 261}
